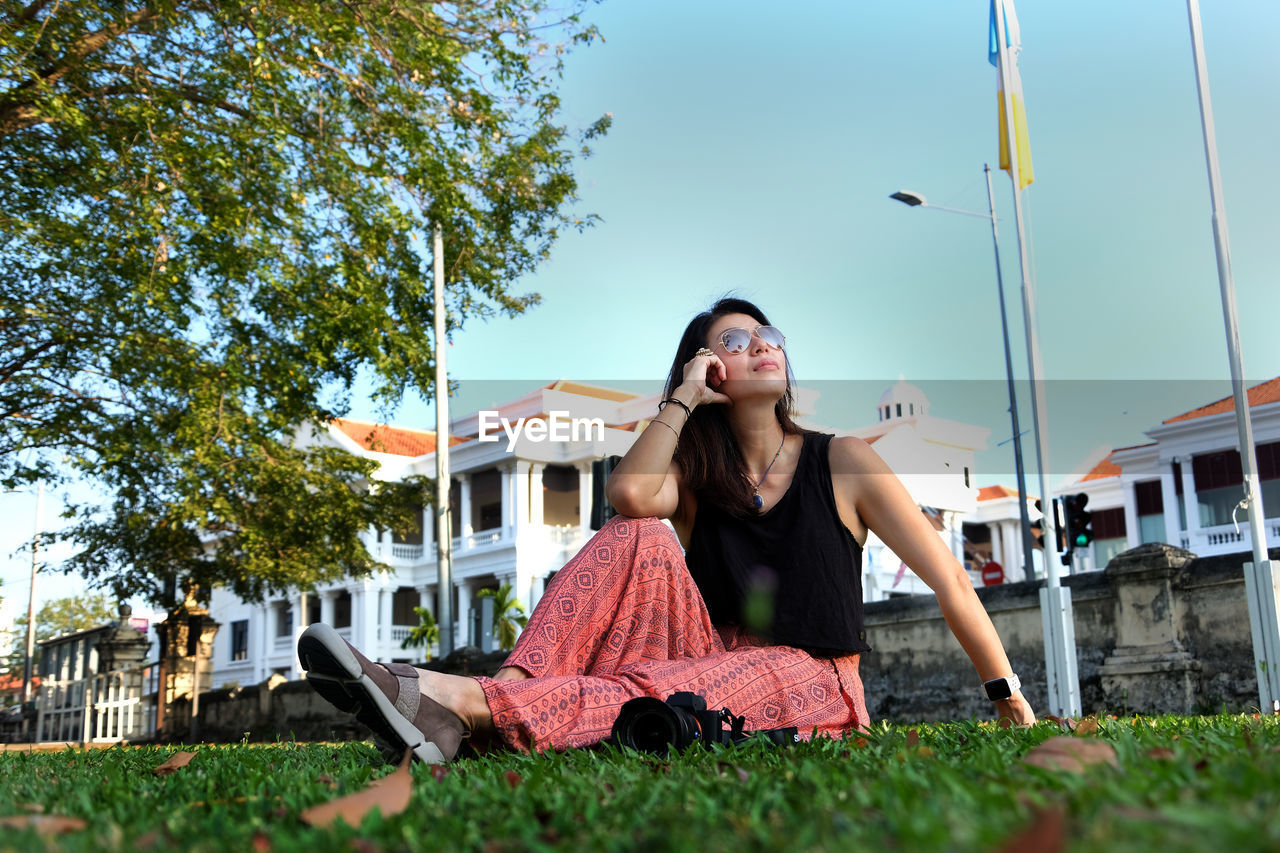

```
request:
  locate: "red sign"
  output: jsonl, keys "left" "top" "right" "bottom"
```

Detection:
{"left": 981, "top": 561, "right": 1004, "bottom": 586}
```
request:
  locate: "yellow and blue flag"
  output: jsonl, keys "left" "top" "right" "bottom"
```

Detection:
{"left": 989, "top": 0, "right": 1034, "bottom": 189}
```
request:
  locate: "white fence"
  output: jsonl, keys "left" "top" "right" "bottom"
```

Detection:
{"left": 35, "top": 664, "right": 158, "bottom": 744}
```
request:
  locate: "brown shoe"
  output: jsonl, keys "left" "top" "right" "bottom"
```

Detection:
{"left": 299, "top": 623, "right": 469, "bottom": 764}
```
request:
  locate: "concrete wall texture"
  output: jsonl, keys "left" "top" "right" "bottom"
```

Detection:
{"left": 861, "top": 544, "right": 1271, "bottom": 721}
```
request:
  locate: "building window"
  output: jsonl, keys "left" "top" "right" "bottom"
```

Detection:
{"left": 1134, "top": 480, "right": 1165, "bottom": 544}
{"left": 333, "top": 592, "right": 352, "bottom": 629}
{"left": 392, "top": 504, "right": 425, "bottom": 546}
{"left": 230, "top": 620, "right": 249, "bottom": 662}
{"left": 276, "top": 603, "right": 292, "bottom": 637}
{"left": 963, "top": 467, "right": 971, "bottom": 488}
{"left": 471, "top": 469, "right": 503, "bottom": 531}
{"left": 392, "top": 587, "right": 418, "bottom": 625}
{"left": 1091, "top": 507, "right": 1128, "bottom": 568}
{"left": 895, "top": 403, "right": 902, "bottom": 417}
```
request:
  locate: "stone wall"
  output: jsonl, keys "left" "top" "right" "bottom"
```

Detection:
{"left": 174, "top": 545, "right": 1273, "bottom": 743}
{"left": 860, "top": 543, "right": 1274, "bottom": 722}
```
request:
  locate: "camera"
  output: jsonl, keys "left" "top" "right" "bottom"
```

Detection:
{"left": 611, "top": 691, "right": 798, "bottom": 756}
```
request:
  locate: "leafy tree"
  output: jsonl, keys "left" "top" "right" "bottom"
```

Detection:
{"left": 400, "top": 605, "right": 439, "bottom": 658}
{"left": 0, "top": 1, "right": 608, "bottom": 606}
{"left": 477, "top": 582, "right": 528, "bottom": 651}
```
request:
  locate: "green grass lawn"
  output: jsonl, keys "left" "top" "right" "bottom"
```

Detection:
{"left": 1, "top": 714, "right": 1278, "bottom": 852}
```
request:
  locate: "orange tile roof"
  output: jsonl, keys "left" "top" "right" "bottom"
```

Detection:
{"left": 543, "top": 380, "right": 639, "bottom": 402}
{"left": 978, "top": 485, "right": 1022, "bottom": 501}
{"left": 1080, "top": 452, "right": 1122, "bottom": 482}
{"left": 1163, "top": 377, "right": 1280, "bottom": 424}
{"left": 333, "top": 419, "right": 465, "bottom": 457}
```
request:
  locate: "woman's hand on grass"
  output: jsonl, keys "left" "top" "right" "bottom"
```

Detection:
{"left": 995, "top": 692, "right": 1036, "bottom": 727}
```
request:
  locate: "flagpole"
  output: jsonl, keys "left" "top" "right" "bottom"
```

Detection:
{"left": 983, "top": 164, "right": 1036, "bottom": 582}
{"left": 433, "top": 223, "right": 455, "bottom": 658}
{"left": 1185, "top": 0, "right": 1279, "bottom": 712}
{"left": 992, "top": 0, "right": 1081, "bottom": 716}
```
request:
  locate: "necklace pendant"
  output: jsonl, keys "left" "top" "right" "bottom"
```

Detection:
{"left": 752, "top": 493, "right": 764, "bottom": 509}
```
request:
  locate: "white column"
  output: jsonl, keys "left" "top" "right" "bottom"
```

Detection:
{"left": 988, "top": 521, "right": 1004, "bottom": 568}
{"left": 256, "top": 604, "right": 271, "bottom": 683}
{"left": 423, "top": 499, "right": 434, "bottom": 548}
{"left": 1122, "top": 479, "right": 1141, "bottom": 549}
{"left": 379, "top": 584, "right": 393, "bottom": 648}
{"left": 360, "top": 583, "right": 378, "bottom": 651}
{"left": 577, "top": 461, "right": 592, "bottom": 530}
{"left": 1160, "top": 465, "right": 1182, "bottom": 546}
{"left": 292, "top": 592, "right": 308, "bottom": 678}
{"left": 532, "top": 573, "right": 548, "bottom": 612}
{"left": 530, "top": 463, "right": 545, "bottom": 527}
{"left": 457, "top": 580, "right": 473, "bottom": 647}
{"left": 1002, "top": 521, "right": 1020, "bottom": 577}
{"left": 513, "top": 460, "right": 531, "bottom": 531}
{"left": 459, "top": 472, "right": 473, "bottom": 539}
{"left": 1179, "top": 457, "right": 1200, "bottom": 546}
{"left": 320, "top": 591, "right": 335, "bottom": 627}
{"left": 417, "top": 585, "right": 435, "bottom": 619}
{"left": 500, "top": 464, "right": 514, "bottom": 536}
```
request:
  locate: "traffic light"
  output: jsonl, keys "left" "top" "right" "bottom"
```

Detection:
{"left": 1031, "top": 499, "right": 1065, "bottom": 553}
{"left": 1063, "top": 493, "right": 1093, "bottom": 550}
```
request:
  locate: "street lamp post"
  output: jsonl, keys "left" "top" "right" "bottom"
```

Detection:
{"left": 890, "top": 169, "right": 1037, "bottom": 582}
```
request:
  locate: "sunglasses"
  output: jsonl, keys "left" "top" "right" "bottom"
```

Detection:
{"left": 716, "top": 324, "right": 786, "bottom": 355}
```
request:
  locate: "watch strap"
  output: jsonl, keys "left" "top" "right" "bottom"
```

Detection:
{"left": 982, "top": 674, "right": 1021, "bottom": 701}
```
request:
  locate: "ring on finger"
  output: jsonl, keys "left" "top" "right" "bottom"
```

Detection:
{"left": 695, "top": 347, "right": 714, "bottom": 358}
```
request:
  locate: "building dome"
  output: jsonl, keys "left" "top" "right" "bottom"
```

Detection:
{"left": 877, "top": 374, "right": 929, "bottom": 422}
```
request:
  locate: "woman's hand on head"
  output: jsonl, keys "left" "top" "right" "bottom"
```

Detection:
{"left": 680, "top": 350, "right": 733, "bottom": 408}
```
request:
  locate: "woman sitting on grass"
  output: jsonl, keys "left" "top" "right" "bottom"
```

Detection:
{"left": 299, "top": 296, "right": 1035, "bottom": 762}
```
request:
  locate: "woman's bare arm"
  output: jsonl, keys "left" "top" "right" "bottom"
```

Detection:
{"left": 605, "top": 354, "right": 730, "bottom": 522}
{"left": 830, "top": 436, "right": 1036, "bottom": 725}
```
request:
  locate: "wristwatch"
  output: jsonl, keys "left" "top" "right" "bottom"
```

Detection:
{"left": 982, "top": 674, "right": 1021, "bottom": 701}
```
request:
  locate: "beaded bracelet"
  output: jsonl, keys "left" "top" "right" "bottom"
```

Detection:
{"left": 658, "top": 397, "right": 692, "bottom": 419}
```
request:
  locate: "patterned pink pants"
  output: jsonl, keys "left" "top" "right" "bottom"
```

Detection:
{"left": 477, "top": 516, "right": 870, "bottom": 752}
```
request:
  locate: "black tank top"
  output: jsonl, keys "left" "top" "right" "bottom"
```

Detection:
{"left": 686, "top": 432, "right": 871, "bottom": 656}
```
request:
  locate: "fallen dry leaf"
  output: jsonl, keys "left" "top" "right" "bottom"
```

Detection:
{"left": 1146, "top": 747, "right": 1176, "bottom": 760}
{"left": 1074, "top": 716, "right": 1100, "bottom": 736}
{"left": 251, "top": 830, "right": 272, "bottom": 852}
{"left": 299, "top": 751, "right": 413, "bottom": 829}
{"left": 153, "top": 751, "right": 196, "bottom": 777}
{"left": 0, "top": 814, "right": 88, "bottom": 836}
{"left": 906, "top": 729, "right": 919, "bottom": 747}
{"left": 504, "top": 770, "right": 522, "bottom": 789}
{"left": 993, "top": 806, "right": 1066, "bottom": 853}
{"left": 134, "top": 830, "right": 161, "bottom": 849}
{"left": 429, "top": 764, "right": 450, "bottom": 782}
{"left": 1022, "top": 737, "right": 1117, "bottom": 773}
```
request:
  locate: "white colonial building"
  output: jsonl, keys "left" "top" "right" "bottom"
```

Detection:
{"left": 209, "top": 377, "right": 1011, "bottom": 687}
{"left": 1054, "top": 377, "right": 1280, "bottom": 573}
{"left": 838, "top": 377, "right": 993, "bottom": 600}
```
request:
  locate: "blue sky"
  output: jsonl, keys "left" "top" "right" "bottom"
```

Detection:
{"left": 4, "top": 0, "right": 1278, "bottom": 614}
{"left": 361, "top": 0, "right": 1279, "bottom": 476}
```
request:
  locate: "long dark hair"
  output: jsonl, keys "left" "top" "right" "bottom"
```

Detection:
{"left": 664, "top": 297, "right": 810, "bottom": 518}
